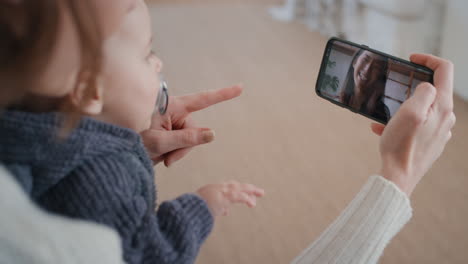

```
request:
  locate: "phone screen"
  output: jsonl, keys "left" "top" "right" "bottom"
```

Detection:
{"left": 316, "top": 38, "right": 433, "bottom": 124}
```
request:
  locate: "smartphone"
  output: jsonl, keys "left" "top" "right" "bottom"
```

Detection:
{"left": 316, "top": 37, "right": 434, "bottom": 124}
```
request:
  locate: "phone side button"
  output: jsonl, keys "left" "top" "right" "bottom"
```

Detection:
{"left": 362, "top": 44, "right": 369, "bottom": 48}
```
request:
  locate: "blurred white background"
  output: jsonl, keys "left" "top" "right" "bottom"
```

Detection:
{"left": 270, "top": 0, "right": 468, "bottom": 101}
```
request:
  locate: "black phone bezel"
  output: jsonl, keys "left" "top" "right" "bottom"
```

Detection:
{"left": 315, "top": 37, "right": 434, "bottom": 124}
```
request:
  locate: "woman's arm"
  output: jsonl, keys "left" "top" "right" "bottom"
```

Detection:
{"left": 0, "top": 165, "right": 124, "bottom": 264}
{"left": 293, "top": 54, "right": 455, "bottom": 263}
{"left": 292, "top": 175, "right": 411, "bottom": 264}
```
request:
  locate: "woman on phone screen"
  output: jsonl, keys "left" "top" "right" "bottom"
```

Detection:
{"left": 340, "top": 49, "right": 390, "bottom": 122}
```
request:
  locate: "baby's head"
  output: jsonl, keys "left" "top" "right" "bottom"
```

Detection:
{"left": 96, "top": 0, "right": 163, "bottom": 132}
{"left": 1, "top": 0, "right": 162, "bottom": 132}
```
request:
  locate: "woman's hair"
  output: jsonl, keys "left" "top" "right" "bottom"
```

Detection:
{"left": 339, "top": 49, "right": 388, "bottom": 114}
{"left": 0, "top": 0, "right": 103, "bottom": 107}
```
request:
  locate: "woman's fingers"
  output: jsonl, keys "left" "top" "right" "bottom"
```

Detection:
{"left": 162, "top": 118, "right": 214, "bottom": 167}
{"left": 449, "top": 112, "right": 456, "bottom": 129}
{"left": 145, "top": 128, "right": 213, "bottom": 154}
{"left": 441, "top": 112, "right": 456, "bottom": 143}
{"left": 410, "top": 53, "right": 454, "bottom": 111}
{"left": 405, "top": 82, "right": 437, "bottom": 119}
{"left": 447, "top": 131, "right": 453, "bottom": 142}
{"left": 410, "top": 54, "right": 454, "bottom": 90}
{"left": 371, "top": 123, "right": 385, "bottom": 136}
{"left": 408, "top": 55, "right": 455, "bottom": 146}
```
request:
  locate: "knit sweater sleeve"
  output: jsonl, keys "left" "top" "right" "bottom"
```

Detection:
{"left": 38, "top": 154, "right": 214, "bottom": 264}
{"left": 291, "top": 175, "right": 412, "bottom": 264}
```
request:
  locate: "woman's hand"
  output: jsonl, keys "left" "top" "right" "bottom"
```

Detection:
{"left": 141, "top": 85, "right": 242, "bottom": 167}
{"left": 371, "top": 54, "right": 456, "bottom": 196}
{"left": 196, "top": 181, "right": 265, "bottom": 217}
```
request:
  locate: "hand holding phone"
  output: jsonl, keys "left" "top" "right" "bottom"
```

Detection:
{"left": 316, "top": 39, "right": 455, "bottom": 195}
{"left": 316, "top": 38, "right": 434, "bottom": 124}
{"left": 373, "top": 54, "right": 455, "bottom": 196}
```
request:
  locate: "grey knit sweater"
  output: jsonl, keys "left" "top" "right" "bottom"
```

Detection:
{"left": 0, "top": 111, "right": 214, "bottom": 264}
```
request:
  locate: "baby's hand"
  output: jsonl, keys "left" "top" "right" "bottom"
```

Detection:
{"left": 196, "top": 181, "right": 265, "bottom": 217}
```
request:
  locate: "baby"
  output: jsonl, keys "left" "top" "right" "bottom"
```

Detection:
{"left": 0, "top": 1, "right": 264, "bottom": 263}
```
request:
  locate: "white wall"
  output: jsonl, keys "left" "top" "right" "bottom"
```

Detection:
{"left": 440, "top": 0, "right": 468, "bottom": 101}
{"left": 342, "top": 0, "right": 445, "bottom": 60}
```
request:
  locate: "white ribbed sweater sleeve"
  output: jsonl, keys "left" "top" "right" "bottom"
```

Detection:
{"left": 292, "top": 175, "right": 412, "bottom": 264}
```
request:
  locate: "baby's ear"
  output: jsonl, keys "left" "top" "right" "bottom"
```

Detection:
{"left": 68, "top": 77, "right": 104, "bottom": 115}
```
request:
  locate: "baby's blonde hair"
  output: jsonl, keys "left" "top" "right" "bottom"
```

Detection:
{"left": 0, "top": 0, "right": 103, "bottom": 121}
